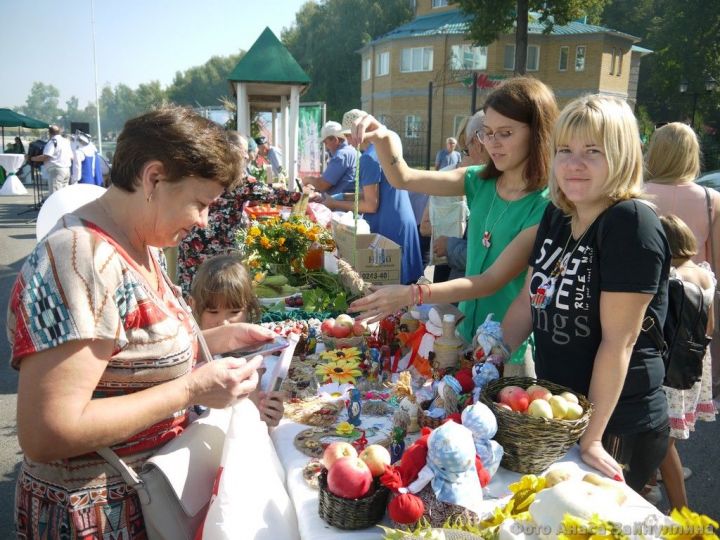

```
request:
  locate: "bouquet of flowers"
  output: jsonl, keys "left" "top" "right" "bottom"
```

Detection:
{"left": 237, "top": 215, "right": 335, "bottom": 272}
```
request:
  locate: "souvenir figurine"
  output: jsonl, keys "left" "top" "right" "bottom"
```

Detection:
{"left": 391, "top": 371, "right": 420, "bottom": 433}
{"left": 389, "top": 425, "right": 407, "bottom": 464}
{"left": 352, "top": 429, "right": 368, "bottom": 453}
{"left": 346, "top": 387, "right": 362, "bottom": 426}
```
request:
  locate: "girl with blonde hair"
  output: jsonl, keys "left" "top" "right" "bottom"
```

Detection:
{"left": 501, "top": 95, "right": 671, "bottom": 493}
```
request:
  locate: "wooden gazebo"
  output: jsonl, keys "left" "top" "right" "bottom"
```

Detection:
{"left": 228, "top": 27, "right": 311, "bottom": 184}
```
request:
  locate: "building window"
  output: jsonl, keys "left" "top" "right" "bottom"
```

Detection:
{"left": 503, "top": 45, "right": 515, "bottom": 70}
{"left": 575, "top": 45, "right": 586, "bottom": 72}
{"left": 616, "top": 49, "right": 623, "bottom": 76}
{"left": 405, "top": 115, "right": 421, "bottom": 139}
{"left": 609, "top": 48, "right": 616, "bottom": 75}
{"left": 432, "top": 0, "right": 448, "bottom": 7}
{"left": 362, "top": 57, "right": 371, "bottom": 81}
{"left": 375, "top": 51, "right": 389, "bottom": 76}
{"left": 504, "top": 44, "right": 539, "bottom": 71}
{"left": 558, "top": 46, "right": 568, "bottom": 71}
{"left": 401, "top": 47, "right": 433, "bottom": 72}
{"left": 450, "top": 44, "right": 488, "bottom": 70}
{"left": 527, "top": 45, "right": 540, "bottom": 71}
{"left": 378, "top": 114, "right": 389, "bottom": 125}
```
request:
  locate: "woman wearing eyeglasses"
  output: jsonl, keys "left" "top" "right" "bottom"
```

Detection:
{"left": 349, "top": 77, "right": 558, "bottom": 368}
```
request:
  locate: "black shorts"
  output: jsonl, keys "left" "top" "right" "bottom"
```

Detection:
{"left": 602, "top": 422, "right": 670, "bottom": 493}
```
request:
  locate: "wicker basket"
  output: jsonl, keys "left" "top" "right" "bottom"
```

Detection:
{"left": 480, "top": 377, "right": 593, "bottom": 474}
{"left": 318, "top": 470, "right": 389, "bottom": 530}
{"left": 321, "top": 332, "right": 365, "bottom": 350}
{"left": 417, "top": 400, "right": 445, "bottom": 429}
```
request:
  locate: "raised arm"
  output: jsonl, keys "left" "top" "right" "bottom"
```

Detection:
{"left": 349, "top": 226, "right": 537, "bottom": 321}
{"left": 352, "top": 113, "right": 466, "bottom": 197}
{"left": 500, "top": 268, "right": 534, "bottom": 352}
{"left": 579, "top": 291, "right": 653, "bottom": 480}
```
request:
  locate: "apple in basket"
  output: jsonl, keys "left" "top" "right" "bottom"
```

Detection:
{"left": 526, "top": 384, "right": 552, "bottom": 403}
{"left": 333, "top": 314, "right": 355, "bottom": 338}
{"left": 498, "top": 385, "right": 530, "bottom": 412}
{"left": 359, "top": 444, "right": 391, "bottom": 477}
{"left": 321, "top": 318, "right": 336, "bottom": 336}
{"left": 527, "top": 398, "right": 554, "bottom": 419}
{"left": 322, "top": 441, "right": 358, "bottom": 469}
{"left": 352, "top": 320, "right": 368, "bottom": 337}
{"left": 327, "top": 457, "right": 373, "bottom": 499}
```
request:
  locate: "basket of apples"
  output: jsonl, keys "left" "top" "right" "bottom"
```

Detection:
{"left": 480, "top": 376, "right": 593, "bottom": 474}
{"left": 318, "top": 442, "right": 391, "bottom": 530}
{"left": 320, "top": 314, "right": 367, "bottom": 350}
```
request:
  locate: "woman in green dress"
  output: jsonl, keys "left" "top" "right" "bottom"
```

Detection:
{"left": 349, "top": 77, "right": 558, "bottom": 365}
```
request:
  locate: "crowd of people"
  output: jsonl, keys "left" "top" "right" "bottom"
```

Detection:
{"left": 5, "top": 75, "right": 719, "bottom": 537}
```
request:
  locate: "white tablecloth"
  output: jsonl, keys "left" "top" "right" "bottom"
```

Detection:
{"left": 270, "top": 418, "right": 665, "bottom": 539}
{"left": 0, "top": 153, "right": 28, "bottom": 195}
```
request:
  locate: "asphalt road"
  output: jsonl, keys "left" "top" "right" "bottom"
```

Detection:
{"left": 0, "top": 192, "right": 717, "bottom": 535}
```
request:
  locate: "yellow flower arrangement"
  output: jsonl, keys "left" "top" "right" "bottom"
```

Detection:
{"left": 335, "top": 422, "right": 356, "bottom": 436}
{"left": 237, "top": 215, "right": 334, "bottom": 272}
{"left": 316, "top": 357, "right": 363, "bottom": 385}
{"left": 320, "top": 348, "right": 362, "bottom": 364}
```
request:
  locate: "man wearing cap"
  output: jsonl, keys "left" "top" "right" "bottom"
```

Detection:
{"left": 254, "top": 136, "right": 284, "bottom": 177}
{"left": 302, "top": 120, "right": 357, "bottom": 197}
{"left": 31, "top": 125, "right": 73, "bottom": 194}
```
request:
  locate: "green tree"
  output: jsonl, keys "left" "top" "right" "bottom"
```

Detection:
{"left": 451, "top": 0, "right": 609, "bottom": 74}
{"left": 282, "top": 0, "right": 413, "bottom": 120}
{"left": 167, "top": 52, "right": 243, "bottom": 107}
{"left": 21, "top": 82, "right": 62, "bottom": 123}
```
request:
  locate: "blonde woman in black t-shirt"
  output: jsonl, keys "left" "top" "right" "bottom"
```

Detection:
{"left": 501, "top": 95, "right": 671, "bottom": 494}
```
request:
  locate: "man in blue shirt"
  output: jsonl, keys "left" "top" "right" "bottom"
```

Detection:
{"left": 302, "top": 121, "right": 357, "bottom": 197}
{"left": 434, "top": 137, "right": 461, "bottom": 170}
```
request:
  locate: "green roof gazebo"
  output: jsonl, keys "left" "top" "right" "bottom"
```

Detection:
{"left": 228, "top": 27, "right": 311, "bottom": 185}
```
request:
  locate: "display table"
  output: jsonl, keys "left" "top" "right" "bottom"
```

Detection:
{"left": 0, "top": 153, "right": 28, "bottom": 195}
{"left": 270, "top": 416, "right": 665, "bottom": 540}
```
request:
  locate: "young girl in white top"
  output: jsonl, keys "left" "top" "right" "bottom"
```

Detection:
{"left": 190, "top": 253, "right": 285, "bottom": 427}
{"left": 657, "top": 214, "right": 717, "bottom": 511}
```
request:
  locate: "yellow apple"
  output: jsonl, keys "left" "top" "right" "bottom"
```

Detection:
{"left": 527, "top": 399, "right": 554, "bottom": 419}
{"left": 549, "top": 395, "right": 569, "bottom": 419}
{"left": 564, "top": 402, "right": 584, "bottom": 420}
{"left": 560, "top": 391, "right": 579, "bottom": 404}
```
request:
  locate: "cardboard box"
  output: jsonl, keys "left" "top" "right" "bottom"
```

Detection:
{"left": 331, "top": 219, "right": 402, "bottom": 285}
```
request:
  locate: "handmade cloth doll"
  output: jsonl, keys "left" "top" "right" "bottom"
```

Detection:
{"left": 391, "top": 371, "right": 420, "bottom": 433}
{"left": 461, "top": 402, "right": 504, "bottom": 477}
{"left": 423, "top": 374, "right": 461, "bottom": 420}
{"left": 472, "top": 313, "right": 509, "bottom": 367}
{"left": 471, "top": 361, "right": 500, "bottom": 403}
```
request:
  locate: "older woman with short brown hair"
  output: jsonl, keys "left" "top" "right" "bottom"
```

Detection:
{"left": 8, "top": 106, "right": 274, "bottom": 538}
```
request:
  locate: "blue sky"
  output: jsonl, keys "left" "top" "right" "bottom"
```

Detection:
{"left": 1, "top": 0, "right": 308, "bottom": 109}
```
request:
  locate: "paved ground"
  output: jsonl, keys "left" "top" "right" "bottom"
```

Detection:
{"left": 0, "top": 192, "right": 717, "bottom": 535}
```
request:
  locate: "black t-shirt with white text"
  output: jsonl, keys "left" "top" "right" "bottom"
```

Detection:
{"left": 529, "top": 200, "right": 669, "bottom": 434}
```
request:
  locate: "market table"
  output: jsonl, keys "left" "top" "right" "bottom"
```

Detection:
{"left": 0, "top": 153, "right": 27, "bottom": 195}
{"left": 270, "top": 414, "right": 666, "bottom": 540}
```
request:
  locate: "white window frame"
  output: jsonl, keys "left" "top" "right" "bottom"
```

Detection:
{"left": 575, "top": 45, "right": 586, "bottom": 72}
{"left": 432, "top": 0, "right": 448, "bottom": 7}
{"left": 450, "top": 44, "right": 488, "bottom": 70}
{"left": 401, "top": 47, "right": 433, "bottom": 73}
{"left": 526, "top": 44, "right": 540, "bottom": 71}
{"left": 503, "top": 44, "right": 515, "bottom": 71}
{"left": 375, "top": 51, "right": 389, "bottom": 76}
{"left": 558, "top": 46, "right": 569, "bottom": 71}
{"left": 362, "top": 57, "right": 372, "bottom": 81}
{"left": 405, "top": 115, "right": 421, "bottom": 139}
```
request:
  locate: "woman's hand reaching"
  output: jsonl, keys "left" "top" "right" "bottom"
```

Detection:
{"left": 350, "top": 112, "right": 388, "bottom": 147}
{"left": 203, "top": 322, "right": 275, "bottom": 357}
{"left": 579, "top": 438, "right": 625, "bottom": 483}
{"left": 187, "top": 355, "right": 262, "bottom": 409}
{"left": 349, "top": 285, "right": 412, "bottom": 323}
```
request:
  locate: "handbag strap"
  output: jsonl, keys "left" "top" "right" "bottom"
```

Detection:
{"left": 97, "top": 447, "right": 151, "bottom": 504}
{"left": 704, "top": 186, "right": 716, "bottom": 274}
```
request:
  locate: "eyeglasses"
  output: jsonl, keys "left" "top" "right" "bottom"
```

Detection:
{"left": 478, "top": 125, "right": 528, "bottom": 143}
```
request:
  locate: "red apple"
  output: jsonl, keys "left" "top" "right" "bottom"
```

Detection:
{"left": 327, "top": 457, "right": 373, "bottom": 499}
{"left": 335, "top": 314, "right": 354, "bottom": 331}
{"left": 498, "top": 385, "right": 530, "bottom": 412}
{"left": 331, "top": 324, "right": 353, "bottom": 338}
{"left": 526, "top": 384, "right": 552, "bottom": 403}
{"left": 359, "top": 444, "right": 391, "bottom": 477}
{"left": 321, "top": 441, "right": 357, "bottom": 469}
{"left": 495, "top": 402, "right": 513, "bottom": 412}
{"left": 352, "top": 320, "right": 367, "bottom": 337}
{"left": 321, "top": 318, "right": 335, "bottom": 336}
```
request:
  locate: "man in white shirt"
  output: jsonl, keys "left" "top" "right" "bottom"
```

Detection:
{"left": 31, "top": 125, "right": 73, "bottom": 194}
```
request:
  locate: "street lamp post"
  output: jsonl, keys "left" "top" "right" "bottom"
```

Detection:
{"left": 679, "top": 77, "right": 717, "bottom": 131}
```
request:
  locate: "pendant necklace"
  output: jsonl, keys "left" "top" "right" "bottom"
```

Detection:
{"left": 481, "top": 183, "right": 513, "bottom": 248}
{"left": 531, "top": 217, "right": 594, "bottom": 309}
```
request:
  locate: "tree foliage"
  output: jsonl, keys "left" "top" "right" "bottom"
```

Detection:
{"left": 21, "top": 82, "right": 61, "bottom": 123}
{"left": 451, "top": 0, "right": 609, "bottom": 74}
{"left": 167, "top": 52, "right": 244, "bottom": 106}
{"left": 282, "top": 0, "right": 413, "bottom": 120}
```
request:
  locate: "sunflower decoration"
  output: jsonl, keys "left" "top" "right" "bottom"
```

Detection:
{"left": 662, "top": 507, "right": 719, "bottom": 539}
{"left": 319, "top": 347, "right": 362, "bottom": 364}
{"left": 315, "top": 357, "right": 363, "bottom": 385}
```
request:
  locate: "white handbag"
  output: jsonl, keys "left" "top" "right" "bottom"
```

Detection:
{"left": 98, "top": 406, "right": 231, "bottom": 540}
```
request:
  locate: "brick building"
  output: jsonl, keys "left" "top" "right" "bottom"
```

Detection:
{"left": 358, "top": 0, "right": 649, "bottom": 166}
